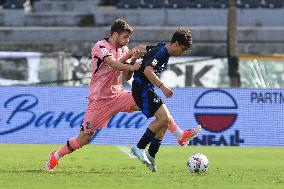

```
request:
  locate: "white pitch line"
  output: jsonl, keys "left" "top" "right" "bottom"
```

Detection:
{"left": 116, "top": 145, "right": 135, "bottom": 158}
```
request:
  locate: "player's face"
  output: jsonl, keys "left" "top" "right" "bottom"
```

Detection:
{"left": 116, "top": 32, "right": 131, "bottom": 47}
{"left": 172, "top": 42, "right": 190, "bottom": 56}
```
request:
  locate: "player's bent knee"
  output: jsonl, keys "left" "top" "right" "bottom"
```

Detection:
{"left": 169, "top": 116, "right": 174, "bottom": 124}
{"left": 160, "top": 115, "right": 171, "bottom": 126}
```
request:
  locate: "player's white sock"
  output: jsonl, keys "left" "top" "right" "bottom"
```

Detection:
{"left": 172, "top": 130, "right": 183, "bottom": 140}
{"left": 54, "top": 151, "right": 61, "bottom": 160}
{"left": 168, "top": 121, "right": 183, "bottom": 140}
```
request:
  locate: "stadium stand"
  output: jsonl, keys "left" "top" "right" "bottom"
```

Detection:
{"left": 237, "top": 0, "right": 261, "bottom": 8}
{"left": 112, "top": 0, "right": 283, "bottom": 9}
{"left": 0, "top": 0, "right": 283, "bottom": 56}
{"left": 2, "top": 0, "right": 26, "bottom": 8}
{"left": 210, "top": 0, "right": 229, "bottom": 8}
{"left": 100, "top": 0, "right": 119, "bottom": 6}
{"left": 116, "top": 0, "right": 140, "bottom": 9}
{"left": 190, "top": 0, "right": 212, "bottom": 8}
{"left": 166, "top": 0, "right": 228, "bottom": 9}
{"left": 32, "top": 0, "right": 96, "bottom": 12}
{"left": 2, "top": 0, "right": 279, "bottom": 9}
{"left": 167, "top": 0, "right": 186, "bottom": 8}
{"left": 263, "top": 0, "right": 283, "bottom": 8}
{"left": 0, "top": 0, "right": 40, "bottom": 8}
{"left": 141, "top": 0, "right": 165, "bottom": 8}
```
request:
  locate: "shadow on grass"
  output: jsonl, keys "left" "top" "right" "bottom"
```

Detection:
{"left": 0, "top": 169, "right": 45, "bottom": 173}
{"left": 0, "top": 168, "right": 138, "bottom": 175}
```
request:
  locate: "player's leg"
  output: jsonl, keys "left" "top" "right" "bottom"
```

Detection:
{"left": 145, "top": 104, "right": 202, "bottom": 171}
{"left": 130, "top": 97, "right": 200, "bottom": 146}
{"left": 147, "top": 125, "right": 167, "bottom": 172}
{"left": 130, "top": 84, "right": 170, "bottom": 166}
{"left": 44, "top": 101, "right": 111, "bottom": 172}
{"left": 168, "top": 117, "right": 202, "bottom": 146}
{"left": 54, "top": 130, "right": 94, "bottom": 160}
{"left": 124, "top": 91, "right": 198, "bottom": 152}
{"left": 102, "top": 90, "right": 153, "bottom": 165}
{"left": 136, "top": 104, "right": 170, "bottom": 149}
{"left": 126, "top": 90, "right": 198, "bottom": 145}
{"left": 132, "top": 104, "right": 170, "bottom": 167}
{"left": 44, "top": 130, "right": 94, "bottom": 172}
{"left": 168, "top": 117, "right": 183, "bottom": 141}
{"left": 113, "top": 91, "right": 140, "bottom": 113}
{"left": 146, "top": 116, "right": 202, "bottom": 171}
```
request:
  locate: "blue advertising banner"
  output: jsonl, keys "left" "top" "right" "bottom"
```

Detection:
{"left": 0, "top": 86, "right": 284, "bottom": 146}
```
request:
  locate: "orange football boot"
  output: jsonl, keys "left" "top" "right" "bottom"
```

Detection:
{"left": 44, "top": 150, "right": 59, "bottom": 172}
{"left": 178, "top": 125, "right": 202, "bottom": 146}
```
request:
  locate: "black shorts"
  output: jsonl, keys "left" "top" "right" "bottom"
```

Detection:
{"left": 132, "top": 81, "right": 163, "bottom": 118}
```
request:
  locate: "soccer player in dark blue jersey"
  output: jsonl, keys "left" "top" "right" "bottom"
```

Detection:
{"left": 131, "top": 29, "right": 201, "bottom": 172}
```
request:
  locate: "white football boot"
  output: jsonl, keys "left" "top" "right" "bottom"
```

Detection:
{"left": 131, "top": 146, "right": 151, "bottom": 167}
{"left": 146, "top": 152, "right": 157, "bottom": 172}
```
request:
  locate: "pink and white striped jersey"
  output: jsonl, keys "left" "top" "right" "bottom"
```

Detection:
{"left": 88, "top": 38, "right": 129, "bottom": 101}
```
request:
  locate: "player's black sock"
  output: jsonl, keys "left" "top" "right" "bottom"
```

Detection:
{"left": 148, "top": 139, "right": 162, "bottom": 158}
{"left": 137, "top": 128, "right": 155, "bottom": 149}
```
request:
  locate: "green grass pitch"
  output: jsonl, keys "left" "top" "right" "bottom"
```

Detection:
{"left": 0, "top": 144, "right": 283, "bottom": 189}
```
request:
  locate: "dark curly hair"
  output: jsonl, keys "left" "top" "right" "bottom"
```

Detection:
{"left": 171, "top": 28, "right": 192, "bottom": 49}
{"left": 111, "top": 19, "right": 133, "bottom": 35}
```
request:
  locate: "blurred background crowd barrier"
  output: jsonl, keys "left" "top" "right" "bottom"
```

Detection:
{"left": 1, "top": 51, "right": 284, "bottom": 88}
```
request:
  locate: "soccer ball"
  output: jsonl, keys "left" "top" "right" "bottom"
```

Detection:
{"left": 187, "top": 153, "right": 209, "bottom": 174}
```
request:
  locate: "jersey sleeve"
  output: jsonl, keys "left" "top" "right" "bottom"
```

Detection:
{"left": 143, "top": 47, "right": 165, "bottom": 68}
{"left": 146, "top": 45, "right": 154, "bottom": 52}
{"left": 122, "top": 46, "right": 131, "bottom": 64}
{"left": 92, "top": 41, "right": 113, "bottom": 61}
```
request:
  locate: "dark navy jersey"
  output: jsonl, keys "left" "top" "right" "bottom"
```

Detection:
{"left": 133, "top": 42, "right": 170, "bottom": 85}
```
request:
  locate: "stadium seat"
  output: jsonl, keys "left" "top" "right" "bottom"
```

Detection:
{"left": 116, "top": 0, "right": 140, "bottom": 9}
{"left": 167, "top": 0, "right": 187, "bottom": 8}
{"left": 141, "top": 0, "right": 165, "bottom": 8}
{"left": 211, "top": 0, "right": 228, "bottom": 8}
{"left": 187, "top": 0, "right": 211, "bottom": 8}
{"left": 262, "top": 0, "right": 283, "bottom": 8}
{"left": 101, "top": 0, "right": 119, "bottom": 6}
{"left": 3, "top": 0, "right": 26, "bottom": 8}
{"left": 237, "top": 0, "right": 261, "bottom": 8}
{"left": 0, "top": 0, "right": 6, "bottom": 6}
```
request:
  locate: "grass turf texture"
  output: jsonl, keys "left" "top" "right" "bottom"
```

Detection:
{"left": 0, "top": 144, "right": 283, "bottom": 189}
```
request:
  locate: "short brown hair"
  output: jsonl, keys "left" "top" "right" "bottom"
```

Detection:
{"left": 171, "top": 28, "right": 192, "bottom": 49}
{"left": 111, "top": 19, "right": 133, "bottom": 35}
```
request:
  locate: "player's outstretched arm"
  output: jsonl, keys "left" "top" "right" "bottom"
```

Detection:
{"left": 104, "top": 45, "right": 145, "bottom": 72}
{"left": 144, "top": 66, "right": 173, "bottom": 98}
{"left": 104, "top": 55, "right": 140, "bottom": 71}
{"left": 121, "top": 45, "right": 146, "bottom": 63}
{"left": 123, "top": 48, "right": 145, "bottom": 80}
{"left": 123, "top": 45, "right": 146, "bottom": 80}
{"left": 123, "top": 60, "right": 136, "bottom": 81}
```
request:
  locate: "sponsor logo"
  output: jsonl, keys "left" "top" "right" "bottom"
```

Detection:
{"left": 192, "top": 89, "right": 244, "bottom": 146}
{"left": 86, "top": 122, "right": 91, "bottom": 129}
{"left": 152, "top": 59, "right": 158, "bottom": 67}
{"left": 100, "top": 45, "right": 109, "bottom": 55}
{"left": 195, "top": 89, "right": 238, "bottom": 132}
{"left": 0, "top": 94, "right": 147, "bottom": 136}
{"left": 0, "top": 94, "right": 84, "bottom": 136}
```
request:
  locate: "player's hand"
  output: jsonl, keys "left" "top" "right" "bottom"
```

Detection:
{"left": 130, "top": 62, "right": 141, "bottom": 71}
{"left": 131, "top": 49, "right": 141, "bottom": 61}
{"left": 160, "top": 84, "right": 173, "bottom": 98}
{"left": 131, "top": 45, "right": 146, "bottom": 57}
